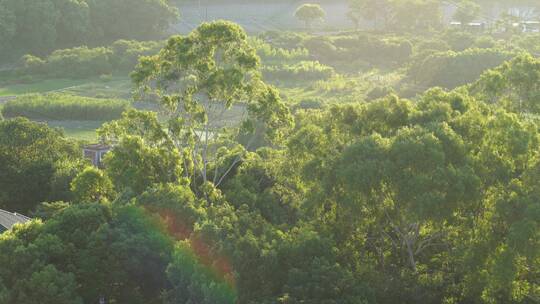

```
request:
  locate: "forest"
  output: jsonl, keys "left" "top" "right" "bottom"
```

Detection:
{"left": 0, "top": 0, "right": 540, "bottom": 303}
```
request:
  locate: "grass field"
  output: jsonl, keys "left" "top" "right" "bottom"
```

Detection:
{"left": 0, "top": 76, "right": 131, "bottom": 141}
{"left": 0, "top": 76, "right": 132, "bottom": 98}
{"left": 46, "top": 120, "right": 105, "bottom": 141}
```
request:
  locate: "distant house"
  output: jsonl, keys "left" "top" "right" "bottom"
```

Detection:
{"left": 83, "top": 144, "right": 112, "bottom": 168}
{"left": 0, "top": 209, "right": 31, "bottom": 233}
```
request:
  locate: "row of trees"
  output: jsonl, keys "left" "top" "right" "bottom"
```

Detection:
{"left": 347, "top": 0, "right": 540, "bottom": 32}
{"left": 296, "top": 0, "right": 448, "bottom": 32}
{"left": 2, "top": 93, "right": 130, "bottom": 121}
{"left": 347, "top": 0, "right": 443, "bottom": 31}
{"left": 0, "top": 0, "right": 178, "bottom": 58}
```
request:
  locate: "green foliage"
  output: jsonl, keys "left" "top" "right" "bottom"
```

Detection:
{"left": 17, "top": 40, "right": 164, "bottom": 78}
{"left": 303, "top": 34, "right": 413, "bottom": 70}
{"left": 37, "top": 46, "right": 113, "bottom": 78}
{"left": 0, "top": 0, "right": 178, "bottom": 58}
{"left": 294, "top": 4, "right": 326, "bottom": 29}
{"left": 287, "top": 89, "right": 540, "bottom": 303}
{"left": 348, "top": 0, "right": 392, "bottom": 29}
{"left": 471, "top": 53, "right": 540, "bottom": 114}
{"left": 2, "top": 93, "right": 130, "bottom": 121}
{"left": 262, "top": 61, "right": 335, "bottom": 82}
{"left": 0, "top": 202, "right": 174, "bottom": 303}
{"left": 164, "top": 241, "right": 237, "bottom": 304}
{"left": 390, "top": 0, "right": 442, "bottom": 32}
{"left": 348, "top": 0, "right": 442, "bottom": 32}
{"left": 249, "top": 37, "right": 309, "bottom": 65}
{"left": 3, "top": 17, "right": 540, "bottom": 304}
{"left": 129, "top": 21, "right": 293, "bottom": 190}
{"left": 70, "top": 167, "right": 115, "bottom": 202}
{"left": 104, "top": 136, "right": 184, "bottom": 194}
{"left": 0, "top": 118, "right": 83, "bottom": 212}
{"left": 453, "top": 0, "right": 481, "bottom": 25}
{"left": 407, "top": 48, "right": 514, "bottom": 89}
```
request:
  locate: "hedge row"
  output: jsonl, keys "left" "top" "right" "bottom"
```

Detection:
{"left": 18, "top": 40, "right": 164, "bottom": 79}
{"left": 262, "top": 61, "right": 335, "bottom": 82}
{"left": 2, "top": 93, "right": 131, "bottom": 121}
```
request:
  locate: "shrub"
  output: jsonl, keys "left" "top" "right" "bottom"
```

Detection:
{"left": 46, "top": 47, "right": 114, "bottom": 78}
{"left": 109, "top": 40, "right": 164, "bottom": 71}
{"left": 443, "top": 30, "right": 476, "bottom": 51}
{"left": 303, "top": 34, "right": 413, "bottom": 68}
{"left": 17, "top": 40, "right": 164, "bottom": 79}
{"left": 2, "top": 93, "right": 131, "bottom": 121}
{"left": 262, "top": 61, "right": 335, "bottom": 82}
{"left": 407, "top": 48, "right": 514, "bottom": 89}
{"left": 250, "top": 37, "right": 309, "bottom": 65}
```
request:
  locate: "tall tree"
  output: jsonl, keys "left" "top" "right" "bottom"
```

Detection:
{"left": 294, "top": 4, "right": 326, "bottom": 30}
{"left": 108, "top": 21, "right": 292, "bottom": 195}
{"left": 453, "top": 0, "right": 481, "bottom": 26}
{"left": 390, "top": 0, "right": 442, "bottom": 32}
{"left": 348, "top": 0, "right": 391, "bottom": 30}
{"left": 0, "top": 1, "right": 15, "bottom": 54}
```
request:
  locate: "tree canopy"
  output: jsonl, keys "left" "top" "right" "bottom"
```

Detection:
{"left": 295, "top": 4, "right": 326, "bottom": 29}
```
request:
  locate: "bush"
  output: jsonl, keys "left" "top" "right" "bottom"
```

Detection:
{"left": 407, "top": 48, "right": 514, "bottom": 89}
{"left": 250, "top": 37, "right": 309, "bottom": 65}
{"left": 443, "top": 30, "right": 476, "bottom": 51}
{"left": 262, "top": 61, "right": 335, "bottom": 82}
{"left": 303, "top": 34, "right": 413, "bottom": 68}
{"left": 109, "top": 40, "right": 164, "bottom": 71}
{"left": 17, "top": 40, "right": 164, "bottom": 79}
{"left": 2, "top": 93, "right": 131, "bottom": 121}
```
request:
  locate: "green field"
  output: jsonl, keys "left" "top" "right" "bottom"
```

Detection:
{"left": 45, "top": 120, "right": 104, "bottom": 141}
{"left": 0, "top": 76, "right": 131, "bottom": 141}
{"left": 0, "top": 76, "right": 132, "bottom": 98}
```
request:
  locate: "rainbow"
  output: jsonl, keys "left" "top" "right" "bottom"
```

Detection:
{"left": 145, "top": 205, "right": 238, "bottom": 303}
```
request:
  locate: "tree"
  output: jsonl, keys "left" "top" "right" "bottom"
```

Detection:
{"left": 471, "top": 54, "right": 540, "bottom": 113}
{"left": 453, "top": 0, "right": 481, "bottom": 26}
{"left": 390, "top": 0, "right": 442, "bottom": 32}
{"left": 348, "top": 0, "right": 391, "bottom": 30}
{"left": 0, "top": 202, "right": 173, "bottom": 303}
{"left": 0, "top": 118, "right": 83, "bottom": 213}
{"left": 0, "top": 0, "right": 179, "bottom": 57}
{"left": 85, "top": 0, "right": 179, "bottom": 42}
{"left": 103, "top": 135, "right": 184, "bottom": 194}
{"left": 495, "top": 12, "right": 522, "bottom": 36}
{"left": 0, "top": 1, "right": 15, "bottom": 54}
{"left": 294, "top": 4, "right": 326, "bottom": 30}
{"left": 116, "top": 21, "right": 291, "bottom": 195}
{"left": 4, "top": 0, "right": 59, "bottom": 55}
{"left": 70, "top": 167, "right": 114, "bottom": 202}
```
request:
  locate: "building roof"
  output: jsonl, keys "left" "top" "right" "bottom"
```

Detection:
{"left": 0, "top": 209, "right": 31, "bottom": 232}
{"left": 83, "top": 144, "right": 111, "bottom": 151}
